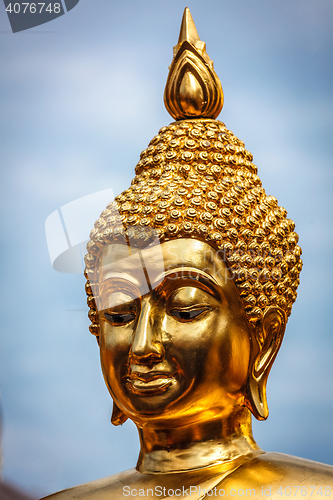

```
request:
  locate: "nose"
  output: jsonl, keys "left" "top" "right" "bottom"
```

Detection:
{"left": 130, "top": 298, "right": 164, "bottom": 365}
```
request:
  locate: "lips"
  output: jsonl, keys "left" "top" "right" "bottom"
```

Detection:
{"left": 127, "top": 371, "right": 176, "bottom": 395}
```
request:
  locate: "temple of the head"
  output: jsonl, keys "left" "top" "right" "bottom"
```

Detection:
{"left": 43, "top": 8, "right": 333, "bottom": 500}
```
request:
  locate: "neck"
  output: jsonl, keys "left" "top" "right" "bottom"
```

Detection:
{"left": 136, "top": 407, "right": 262, "bottom": 474}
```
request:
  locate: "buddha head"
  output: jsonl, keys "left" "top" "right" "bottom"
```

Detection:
{"left": 84, "top": 8, "right": 302, "bottom": 438}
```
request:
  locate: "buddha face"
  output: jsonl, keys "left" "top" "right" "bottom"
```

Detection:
{"left": 97, "top": 238, "right": 253, "bottom": 427}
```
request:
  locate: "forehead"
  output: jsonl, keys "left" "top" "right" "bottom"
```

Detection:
{"left": 98, "top": 239, "right": 229, "bottom": 288}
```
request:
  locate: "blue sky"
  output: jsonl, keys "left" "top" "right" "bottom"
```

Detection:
{"left": 0, "top": 0, "right": 332, "bottom": 496}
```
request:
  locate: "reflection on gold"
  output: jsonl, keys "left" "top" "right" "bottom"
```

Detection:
{"left": 44, "top": 7, "right": 333, "bottom": 500}
{"left": 164, "top": 8, "right": 223, "bottom": 120}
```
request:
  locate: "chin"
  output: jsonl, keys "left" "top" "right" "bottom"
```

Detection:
{"left": 123, "top": 380, "right": 185, "bottom": 416}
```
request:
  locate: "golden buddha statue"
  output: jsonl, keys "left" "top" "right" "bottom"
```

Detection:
{"left": 45, "top": 8, "right": 333, "bottom": 499}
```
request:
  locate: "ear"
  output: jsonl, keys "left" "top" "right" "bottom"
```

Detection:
{"left": 245, "top": 306, "right": 287, "bottom": 421}
{"left": 111, "top": 401, "right": 128, "bottom": 426}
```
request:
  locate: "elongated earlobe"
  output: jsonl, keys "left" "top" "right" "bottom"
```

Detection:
{"left": 111, "top": 401, "right": 128, "bottom": 426}
{"left": 245, "top": 307, "right": 287, "bottom": 420}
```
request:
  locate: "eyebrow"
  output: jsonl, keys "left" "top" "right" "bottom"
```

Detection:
{"left": 153, "top": 267, "right": 222, "bottom": 302}
{"left": 153, "top": 267, "right": 219, "bottom": 287}
{"left": 100, "top": 272, "right": 140, "bottom": 287}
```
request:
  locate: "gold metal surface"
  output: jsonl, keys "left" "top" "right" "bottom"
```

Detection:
{"left": 43, "top": 7, "right": 332, "bottom": 500}
{"left": 85, "top": 115, "right": 302, "bottom": 339}
{"left": 98, "top": 240, "right": 263, "bottom": 473}
{"left": 164, "top": 7, "right": 223, "bottom": 120}
{"left": 44, "top": 455, "right": 333, "bottom": 499}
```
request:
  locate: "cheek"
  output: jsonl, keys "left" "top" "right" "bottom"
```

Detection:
{"left": 162, "top": 314, "right": 210, "bottom": 353}
{"left": 186, "top": 309, "right": 250, "bottom": 393}
{"left": 162, "top": 311, "right": 226, "bottom": 377}
{"left": 99, "top": 322, "right": 132, "bottom": 390}
{"left": 226, "top": 324, "right": 251, "bottom": 392}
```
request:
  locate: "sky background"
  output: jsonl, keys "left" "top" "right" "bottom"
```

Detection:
{"left": 0, "top": 0, "right": 332, "bottom": 496}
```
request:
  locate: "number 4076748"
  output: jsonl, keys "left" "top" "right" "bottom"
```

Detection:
{"left": 5, "top": 3, "right": 61, "bottom": 14}
{"left": 276, "top": 486, "right": 331, "bottom": 496}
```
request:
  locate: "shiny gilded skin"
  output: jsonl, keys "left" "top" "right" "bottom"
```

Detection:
{"left": 98, "top": 239, "right": 264, "bottom": 473}
{"left": 99, "top": 240, "right": 252, "bottom": 427}
{"left": 44, "top": 453, "right": 333, "bottom": 500}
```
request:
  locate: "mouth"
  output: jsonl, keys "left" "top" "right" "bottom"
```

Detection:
{"left": 127, "top": 371, "right": 176, "bottom": 395}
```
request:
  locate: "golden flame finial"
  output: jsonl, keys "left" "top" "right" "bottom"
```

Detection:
{"left": 164, "top": 7, "right": 224, "bottom": 121}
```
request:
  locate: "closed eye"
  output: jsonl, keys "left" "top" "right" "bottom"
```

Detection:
{"left": 104, "top": 312, "right": 136, "bottom": 325}
{"left": 170, "top": 307, "right": 210, "bottom": 322}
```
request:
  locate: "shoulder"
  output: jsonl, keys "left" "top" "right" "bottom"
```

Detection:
{"left": 220, "top": 453, "right": 333, "bottom": 498}
{"left": 41, "top": 454, "right": 333, "bottom": 500}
